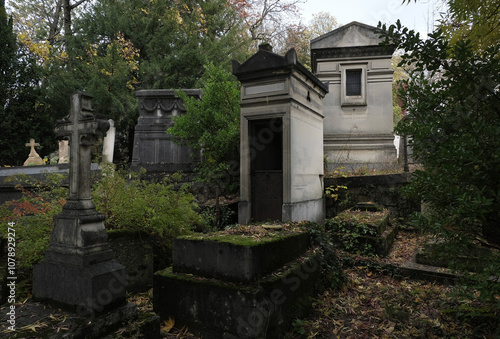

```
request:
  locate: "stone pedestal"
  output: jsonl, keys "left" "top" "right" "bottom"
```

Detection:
{"left": 58, "top": 140, "right": 69, "bottom": 163}
{"left": 154, "top": 230, "right": 319, "bottom": 338}
{"left": 33, "top": 210, "right": 126, "bottom": 314}
{"left": 102, "top": 119, "right": 115, "bottom": 163}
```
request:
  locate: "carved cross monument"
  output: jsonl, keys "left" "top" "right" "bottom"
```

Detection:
{"left": 26, "top": 138, "right": 40, "bottom": 151}
{"left": 23, "top": 138, "right": 44, "bottom": 166}
{"left": 33, "top": 92, "right": 127, "bottom": 315}
{"left": 54, "top": 92, "right": 109, "bottom": 210}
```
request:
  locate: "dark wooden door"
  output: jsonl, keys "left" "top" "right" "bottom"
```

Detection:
{"left": 249, "top": 118, "right": 283, "bottom": 222}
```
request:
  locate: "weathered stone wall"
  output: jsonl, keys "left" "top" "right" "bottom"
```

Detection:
{"left": 324, "top": 173, "right": 420, "bottom": 219}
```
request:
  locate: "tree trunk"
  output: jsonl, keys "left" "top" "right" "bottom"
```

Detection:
{"left": 48, "top": 0, "right": 63, "bottom": 46}
{"left": 63, "top": 0, "right": 72, "bottom": 41}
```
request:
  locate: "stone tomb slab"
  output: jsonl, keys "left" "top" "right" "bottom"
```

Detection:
{"left": 415, "top": 240, "right": 497, "bottom": 272}
{"left": 172, "top": 231, "right": 311, "bottom": 282}
{"left": 327, "top": 209, "right": 397, "bottom": 256}
{"left": 155, "top": 252, "right": 320, "bottom": 338}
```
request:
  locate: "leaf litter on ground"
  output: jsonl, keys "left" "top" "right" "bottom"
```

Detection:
{"left": 122, "top": 229, "right": 498, "bottom": 338}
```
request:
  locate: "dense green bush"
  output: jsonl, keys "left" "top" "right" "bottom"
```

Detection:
{"left": 0, "top": 173, "right": 67, "bottom": 270}
{"left": 380, "top": 20, "right": 500, "bottom": 306}
{"left": 92, "top": 166, "right": 203, "bottom": 258}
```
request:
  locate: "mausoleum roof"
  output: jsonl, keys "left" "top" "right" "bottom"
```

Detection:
{"left": 232, "top": 46, "right": 328, "bottom": 93}
{"left": 311, "top": 21, "right": 385, "bottom": 49}
{"left": 310, "top": 21, "right": 396, "bottom": 73}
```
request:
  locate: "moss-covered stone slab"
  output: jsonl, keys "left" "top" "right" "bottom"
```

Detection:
{"left": 331, "top": 209, "right": 390, "bottom": 235}
{"left": 326, "top": 210, "right": 396, "bottom": 256}
{"left": 415, "top": 240, "right": 496, "bottom": 272}
{"left": 154, "top": 252, "right": 320, "bottom": 338}
{"left": 172, "top": 231, "right": 311, "bottom": 282}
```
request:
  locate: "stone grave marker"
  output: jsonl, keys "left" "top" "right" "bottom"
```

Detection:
{"left": 58, "top": 139, "right": 69, "bottom": 163}
{"left": 33, "top": 92, "right": 130, "bottom": 317}
{"left": 102, "top": 119, "right": 115, "bottom": 163}
{"left": 23, "top": 138, "right": 44, "bottom": 166}
{"left": 131, "top": 89, "right": 201, "bottom": 173}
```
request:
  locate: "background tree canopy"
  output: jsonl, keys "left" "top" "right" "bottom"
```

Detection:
{"left": 2, "top": 0, "right": 330, "bottom": 165}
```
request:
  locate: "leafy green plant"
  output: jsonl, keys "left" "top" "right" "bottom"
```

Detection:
{"left": 306, "top": 221, "right": 346, "bottom": 290}
{"left": 92, "top": 165, "right": 203, "bottom": 258}
{"left": 200, "top": 204, "right": 236, "bottom": 232}
{"left": 0, "top": 166, "right": 204, "bottom": 273}
{"left": 168, "top": 63, "right": 241, "bottom": 195}
{"left": 325, "top": 211, "right": 388, "bottom": 256}
{"left": 325, "top": 184, "right": 347, "bottom": 202}
{"left": 0, "top": 173, "right": 68, "bottom": 270}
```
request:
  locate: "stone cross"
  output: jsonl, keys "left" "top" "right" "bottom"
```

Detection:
{"left": 23, "top": 138, "right": 44, "bottom": 166}
{"left": 26, "top": 138, "right": 40, "bottom": 152}
{"left": 33, "top": 92, "right": 127, "bottom": 315}
{"left": 55, "top": 92, "right": 109, "bottom": 209}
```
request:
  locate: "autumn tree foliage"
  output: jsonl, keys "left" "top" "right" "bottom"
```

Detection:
{"left": 274, "top": 11, "right": 338, "bottom": 67}
{"left": 229, "top": 0, "right": 303, "bottom": 40}
{"left": 4, "top": 0, "right": 337, "bottom": 162}
{"left": 404, "top": 0, "right": 500, "bottom": 51}
{"left": 0, "top": 0, "right": 56, "bottom": 165}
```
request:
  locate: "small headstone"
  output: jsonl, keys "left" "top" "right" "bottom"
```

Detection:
{"left": 23, "top": 138, "right": 44, "bottom": 166}
{"left": 58, "top": 140, "right": 69, "bottom": 163}
{"left": 102, "top": 119, "right": 115, "bottom": 163}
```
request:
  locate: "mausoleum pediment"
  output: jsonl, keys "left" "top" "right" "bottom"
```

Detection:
{"left": 232, "top": 44, "right": 297, "bottom": 75}
{"left": 311, "top": 21, "right": 383, "bottom": 50}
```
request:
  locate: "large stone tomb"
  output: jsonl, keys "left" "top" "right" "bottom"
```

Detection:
{"left": 154, "top": 230, "right": 319, "bottom": 338}
{"left": 311, "top": 21, "right": 397, "bottom": 170}
{"left": 131, "top": 89, "right": 201, "bottom": 173}
{"left": 33, "top": 92, "right": 127, "bottom": 315}
{"left": 233, "top": 44, "right": 328, "bottom": 224}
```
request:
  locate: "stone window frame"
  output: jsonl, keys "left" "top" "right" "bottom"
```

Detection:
{"left": 340, "top": 63, "right": 367, "bottom": 106}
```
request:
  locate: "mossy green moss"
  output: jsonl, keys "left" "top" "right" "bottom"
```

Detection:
{"left": 335, "top": 209, "right": 389, "bottom": 225}
{"left": 178, "top": 231, "right": 306, "bottom": 247}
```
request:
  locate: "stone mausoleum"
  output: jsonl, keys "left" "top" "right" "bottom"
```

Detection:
{"left": 311, "top": 21, "right": 397, "bottom": 171}
{"left": 131, "top": 89, "right": 201, "bottom": 173}
{"left": 233, "top": 44, "right": 328, "bottom": 224}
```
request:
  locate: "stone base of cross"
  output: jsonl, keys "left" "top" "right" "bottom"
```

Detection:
{"left": 33, "top": 92, "right": 127, "bottom": 315}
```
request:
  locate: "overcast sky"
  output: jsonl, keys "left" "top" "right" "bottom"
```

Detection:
{"left": 298, "top": 0, "right": 447, "bottom": 38}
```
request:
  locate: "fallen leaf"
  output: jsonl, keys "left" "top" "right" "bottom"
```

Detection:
{"left": 161, "top": 317, "right": 175, "bottom": 333}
